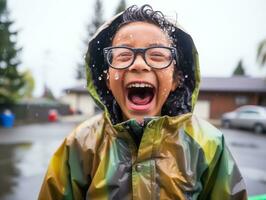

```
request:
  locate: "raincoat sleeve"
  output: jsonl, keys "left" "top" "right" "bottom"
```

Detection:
{"left": 38, "top": 140, "right": 84, "bottom": 200}
{"left": 200, "top": 137, "right": 248, "bottom": 200}
{"left": 38, "top": 115, "right": 103, "bottom": 200}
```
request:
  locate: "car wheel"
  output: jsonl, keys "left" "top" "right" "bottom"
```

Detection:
{"left": 222, "top": 120, "right": 231, "bottom": 129}
{"left": 254, "top": 124, "right": 264, "bottom": 134}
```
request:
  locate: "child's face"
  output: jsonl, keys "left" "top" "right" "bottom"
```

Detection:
{"left": 107, "top": 21, "right": 178, "bottom": 122}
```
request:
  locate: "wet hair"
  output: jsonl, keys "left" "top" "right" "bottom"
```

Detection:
{"left": 120, "top": 5, "right": 175, "bottom": 38}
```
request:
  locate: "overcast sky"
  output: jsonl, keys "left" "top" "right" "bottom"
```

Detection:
{"left": 8, "top": 0, "right": 266, "bottom": 97}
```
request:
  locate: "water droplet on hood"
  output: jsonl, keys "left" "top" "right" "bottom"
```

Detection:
{"left": 171, "top": 27, "right": 175, "bottom": 32}
{"left": 98, "top": 76, "right": 102, "bottom": 80}
{"left": 184, "top": 75, "right": 188, "bottom": 78}
{"left": 97, "top": 40, "right": 100, "bottom": 44}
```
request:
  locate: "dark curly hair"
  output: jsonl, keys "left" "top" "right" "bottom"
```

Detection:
{"left": 120, "top": 5, "right": 175, "bottom": 38}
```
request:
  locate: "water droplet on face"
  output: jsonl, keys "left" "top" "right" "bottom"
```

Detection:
{"left": 115, "top": 73, "right": 119, "bottom": 80}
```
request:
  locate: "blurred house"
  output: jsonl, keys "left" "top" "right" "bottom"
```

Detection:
{"left": 63, "top": 77, "right": 266, "bottom": 120}
{"left": 60, "top": 86, "right": 97, "bottom": 116}
{"left": 196, "top": 77, "right": 266, "bottom": 119}
{"left": 0, "top": 98, "right": 71, "bottom": 124}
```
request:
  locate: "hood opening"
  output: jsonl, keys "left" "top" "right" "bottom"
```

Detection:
{"left": 86, "top": 13, "right": 199, "bottom": 125}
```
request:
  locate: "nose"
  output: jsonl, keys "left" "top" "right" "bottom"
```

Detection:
{"left": 128, "top": 54, "right": 151, "bottom": 72}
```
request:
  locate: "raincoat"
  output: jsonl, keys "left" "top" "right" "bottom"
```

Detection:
{"left": 38, "top": 11, "right": 247, "bottom": 200}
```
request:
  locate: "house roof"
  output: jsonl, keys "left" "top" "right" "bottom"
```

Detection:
{"left": 200, "top": 76, "right": 266, "bottom": 93}
{"left": 65, "top": 86, "right": 88, "bottom": 94}
{"left": 64, "top": 76, "right": 266, "bottom": 94}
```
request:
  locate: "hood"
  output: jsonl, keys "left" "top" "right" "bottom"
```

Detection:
{"left": 85, "top": 12, "right": 200, "bottom": 125}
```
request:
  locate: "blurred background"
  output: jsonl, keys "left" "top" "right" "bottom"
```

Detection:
{"left": 0, "top": 0, "right": 266, "bottom": 199}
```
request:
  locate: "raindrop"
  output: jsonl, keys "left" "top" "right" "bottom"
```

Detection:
{"left": 184, "top": 75, "right": 188, "bottom": 78}
{"left": 98, "top": 76, "right": 102, "bottom": 80}
{"left": 97, "top": 40, "right": 100, "bottom": 44}
{"left": 115, "top": 73, "right": 119, "bottom": 80}
{"left": 92, "top": 64, "right": 95, "bottom": 68}
{"left": 103, "top": 70, "right": 107, "bottom": 74}
{"left": 171, "top": 27, "right": 175, "bottom": 32}
{"left": 83, "top": 54, "right": 86, "bottom": 59}
{"left": 106, "top": 90, "right": 109, "bottom": 94}
{"left": 83, "top": 85, "right": 86, "bottom": 88}
{"left": 97, "top": 48, "right": 100, "bottom": 51}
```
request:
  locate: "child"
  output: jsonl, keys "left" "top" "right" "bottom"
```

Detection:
{"left": 39, "top": 5, "right": 247, "bottom": 200}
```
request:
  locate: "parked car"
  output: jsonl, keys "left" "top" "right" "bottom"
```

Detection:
{"left": 221, "top": 105, "right": 266, "bottom": 133}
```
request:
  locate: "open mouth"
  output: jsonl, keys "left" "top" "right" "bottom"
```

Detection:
{"left": 126, "top": 82, "right": 155, "bottom": 106}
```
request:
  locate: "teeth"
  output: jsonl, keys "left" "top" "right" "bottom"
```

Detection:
{"left": 127, "top": 83, "right": 153, "bottom": 88}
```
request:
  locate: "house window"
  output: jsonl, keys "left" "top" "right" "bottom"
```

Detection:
{"left": 235, "top": 96, "right": 249, "bottom": 105}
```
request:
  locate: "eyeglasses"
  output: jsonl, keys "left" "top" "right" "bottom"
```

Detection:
{"left": 103, "top": 46, "right": 177, "bottom": 69}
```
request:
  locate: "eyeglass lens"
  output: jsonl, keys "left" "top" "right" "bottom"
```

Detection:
{"left": 107, "top": 47, "right": 173, "bottom": 69}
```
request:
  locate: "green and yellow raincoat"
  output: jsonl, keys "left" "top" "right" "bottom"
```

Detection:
{"left": 38, "top": 10, "right": 247, "bottom": 200}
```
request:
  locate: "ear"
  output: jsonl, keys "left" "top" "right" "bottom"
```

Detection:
{"left": 171, "top": 69, "right": 182, "bottom": 92}
{"left": 171, "top": 78, "right": 179, "bottom": 92}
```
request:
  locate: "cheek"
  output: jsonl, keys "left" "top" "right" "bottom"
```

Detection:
{"left": 107, "top": 69, "right": 125, "bottom": 90}
{"left": 159, "top": 68, "right": 175, "bottom": 84}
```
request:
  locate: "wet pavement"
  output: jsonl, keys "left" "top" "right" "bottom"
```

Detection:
{"left": 0, "top": 120, "right": 79, "bottom": 200}
{"left": 0, "top": 118, "right": 265, "bottom": 199}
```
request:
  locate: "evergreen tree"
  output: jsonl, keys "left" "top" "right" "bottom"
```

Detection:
{"left": 76, "top": 0, "right": 104, "bottom": 80}
{"left": 42, "top": 84, "right": 55, "bottom": 100}
{"left": 257, "top": 39, "right": 266, "bottom": 67}
{"left": 115, "top": 0, "right": 127, "bottom": 14}
{"left": 232, "top": 60, "right": 245, "bottom": 76}
{"left": 0, "top": 0, "right": 25, "bottom": 104}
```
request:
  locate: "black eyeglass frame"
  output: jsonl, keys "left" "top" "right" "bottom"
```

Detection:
{"left": 103, "top": 46, "right": 178, "bottom": 70}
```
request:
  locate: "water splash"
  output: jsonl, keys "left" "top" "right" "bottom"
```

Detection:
{"left": 115, "top": 73, "right": 119, "bottom": 80}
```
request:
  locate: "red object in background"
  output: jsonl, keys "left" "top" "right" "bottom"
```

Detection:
{"left": 69, "top": 107, "right": 75, "bottom": 115}
{"left": 48, "top": 109, "right": 58, "bottom": 122}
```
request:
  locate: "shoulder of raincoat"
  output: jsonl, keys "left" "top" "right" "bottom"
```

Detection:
{"left": 38, "top": 10, "right": 247, "bottom": 200}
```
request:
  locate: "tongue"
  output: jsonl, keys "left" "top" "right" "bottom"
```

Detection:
{"left": 131, "top": 94, "right": 152, "bottom": 105}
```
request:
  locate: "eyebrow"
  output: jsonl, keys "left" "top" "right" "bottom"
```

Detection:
{"left": 148, "top": 43, "right": 169, "bottom": 47}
